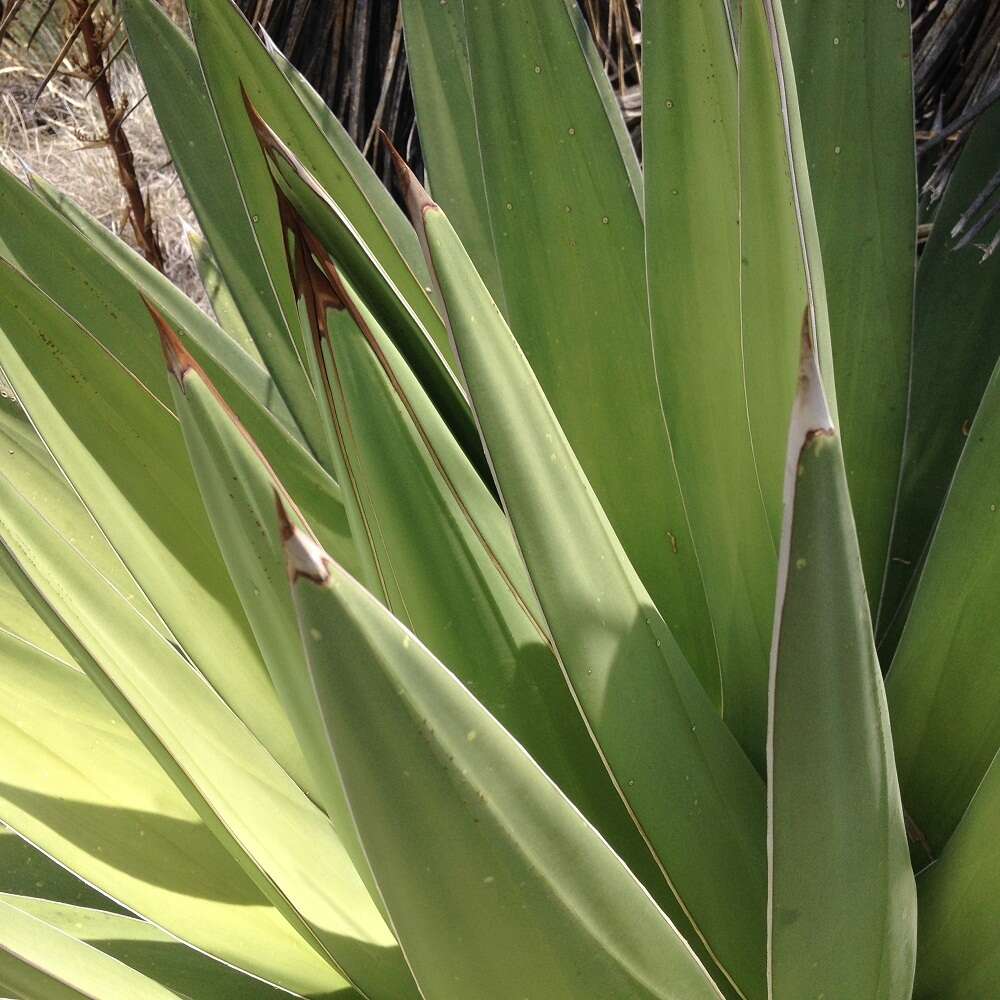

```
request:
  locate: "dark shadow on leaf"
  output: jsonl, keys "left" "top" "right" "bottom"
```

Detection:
{"left": 0, "top": 784, "right": 265, "bottom": 905}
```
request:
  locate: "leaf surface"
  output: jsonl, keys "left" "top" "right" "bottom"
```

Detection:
{"left": 410, "top": 179, "right": 766, "bottom": 999}
{"left": 287, "top": 524, "right": 725, "bottom": 1000}
{"left": 767, "top": 326, "right": 916, "bottom": 999}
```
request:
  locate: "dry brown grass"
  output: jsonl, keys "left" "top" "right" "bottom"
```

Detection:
{"left": 1, "top": 23, "right": 206, "bottom": 306}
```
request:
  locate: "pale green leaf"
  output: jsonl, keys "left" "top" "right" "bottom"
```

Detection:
{"left": 0, "top": 897, "right": 179, "bottom": 1000}
{"left": 1, "top": 896, "right": 293, "bottom": 1000}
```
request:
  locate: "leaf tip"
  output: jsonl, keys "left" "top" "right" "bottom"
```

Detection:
{"left": 794, "top": 306, "right": 834, "bottom": 445}
{"left": 141, "top": 294, "right": 192, "bottom": 387}
{"left": 276, "top": 491, "right": 330, "bottom": 584}
{"left": 383, "top": 131, "right": 438, "bottom": 224}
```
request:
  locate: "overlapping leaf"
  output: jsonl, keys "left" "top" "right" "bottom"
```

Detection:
{"left": 404, "top": 165, "right": 766, "bottom": 999}
{"left": 286, "top": 521, "right": 725, "bottom": 1000}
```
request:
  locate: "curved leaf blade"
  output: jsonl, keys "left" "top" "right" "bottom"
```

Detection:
{"left": 410, "top": 0, "right": 720, "bottom": 686}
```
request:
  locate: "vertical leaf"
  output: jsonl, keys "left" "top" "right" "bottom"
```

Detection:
{"left": 767, "top": 324, "right": 916, "bottom": 999}
{"left": 644, "top": 1, "right": 774, "bottom": 759}
{"left": 783, "top": 0, "right": 915, "bottom": 602}
{"left": 409, "top": 175, "right": 766, "bottom": 999}
{"left": 408, "top": 0, "right": 720, "bottom": 689}
{"left": 880, "top": 100, "right": 1000, "bottom": 636}
{"left": 887, "top": 353, "right": 1000, "bottom": 853}
{"left": 739, "top": 0, "right": 838, "bottom": 543}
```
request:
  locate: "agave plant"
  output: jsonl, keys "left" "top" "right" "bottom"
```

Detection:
{"left": 0, "top": 0, "right": 997, "bottom": 997}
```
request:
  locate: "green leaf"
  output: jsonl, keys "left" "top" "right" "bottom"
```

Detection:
{"left": 409, "top": 176, "right": 766, "bottom": 999}
{"left": 408, "top": 0, "right": 720, "bottom": 688}
{"left": 767, "top": 326, "right": 916, "bottom": 998}
{"left": 150, "top": 307, "right": 379, "bottom": 917}
{"left": 0, "top": 460, "right": 409, "bottom": 999}
{"left": 643, "top": 1, "right": 774, "bottom": 757}
{"left": 247, "top": 104, "right": 488, "bottom": 488}
{"left": 269, "top": 198, "right": 687, "bottom": 937}
{"left": 913, "top": 754, "right": 1000, "bottom": 1000}
{"left": 1, "top": 169, "right": 354, "bottom": 572}
{"left": 285, "top": 522, "right": 725, "bottom": 1000}
{"left": 260, "top": 28, "right": 432, "bottom": 294}
{"left": 123, "top": 0, "right": 328, "bottom": 461}
{"left": 0, "top": 256, "right": 314, "bottom": 796}
{"left": 887, "top": 352, "right": 1000, "bottom": 854}
{"left": 187, "top": 230, "right": 261, "bottom": 362}
{"left": 880, "top": 99, "right": 1000, "bottom": 637}
{"left": 0, "top": 388, "right": 164, "bottom": 660}
{"left": 783, "top": 0, "right": 915, "bottom": 603}
{"left": 0, "top": 637, "right": 347, "bottom": 998}
{"left": 399, "top": 0, "right": 505, "bottom": 306}
{"left": 738, "top": 0, "right": 838, "bottom": 544}
{"left": 0, "top": 828, "right": 121, "bottom": 914}
{"left": 178, "top": 0, "right": 452, "bottom": 369}
{"left": 0, "top": 897, "right": 179, "bottom": 1000}
{"left": 0, "top": 896, "right": 295, "bottom": 1000}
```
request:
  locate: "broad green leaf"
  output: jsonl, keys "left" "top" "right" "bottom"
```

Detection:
{"left": 0, "top": 464, "right": 410, "bottom": 999}
{"left": 151, "top": 308, "right": 378, "bottom": 914}
{"left": 286, "top": 523, "right": 725, "bottom": 1000}
{"left": 411, "top": 0, "right": 720, "bottom": 688}
{"left": 0, "top": 389, "right": 163, "bottom": 661}
{"left": 887, "top": 353, "right": 1000, "bottom": 854}
{"left": 1, "top": 896, "right": 292, "bottom": 1000}
{"left": 783, "top": 0, "right": 915, "bottom": 601}
{"left": 260, "top": 28, "right": 432, "bottom": 294}
{"left": 26, "top": 169, "right": 301, "bottom": 448}
{"left": 187, "top": 230, "right": 261, "bottom": 361}
{"left": 178, "top": 0, "right": 452, "bottom": 371}
{"left": 123, "top": 0, "right": 328, "bottom": 460}
{"left": 248, "top": 104, "right": 489, "bottom": 488}
{"left": 0, "top": 897, "right": 178, "bottom": 1000}
{"left": 399, "top": 0, "right": 505, "bottom": 306}
{"left": 270, "top": 198, "right": 692, "bottom": 941}
{"left": 739, "top": 0, "right": 838, "bottom": 545}
{"left": 410, "top": 178, "right": 766, "bottom": 999}
{"left": 767, "top": 327, "right": 916, "bottom": 998}
{"left": 913, "top": 754, "right": 1000, "bottom": 1000}
{"left": 0, "top": 168, "right": 354, "bottom": 572}
{"left": 0, "top": 637, "right": 348, "bottom": 998}
{"left": 644, "top": 1, "right": 773, "bottom": 753}
{"left": 0, "top": 258, "right": 314, "bottom": 796}
{"left": 880, "top": 100, "right": 1000, "bottom": 637}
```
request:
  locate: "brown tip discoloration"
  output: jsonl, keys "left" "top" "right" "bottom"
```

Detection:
{"left": 142, "top": 294, "right": 193, "bottom": 388}
{"left": 382, "top": 129, "right": 438, "bottom": 225}
{"left": 277, "top": 489, "right": 331, "bottom": 584}
{"left": 794, "top": 303, "right": 836, "bottom": 446}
